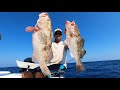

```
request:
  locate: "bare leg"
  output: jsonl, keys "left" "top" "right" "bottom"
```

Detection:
{"left": 22, "top": 71, "right": 34, "bottom": 78}
{"left": 35, "top": 72, "right": 46, "bottom": 78}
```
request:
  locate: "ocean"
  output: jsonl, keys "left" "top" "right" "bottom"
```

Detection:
{"left": 0, "top": 60, "right": 120, "bottom": 78}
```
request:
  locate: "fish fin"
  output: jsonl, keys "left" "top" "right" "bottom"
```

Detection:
{"left": 80, "top": 38, "right": 85, "bottom": 47}
{"left": 71, "top": 20, "right": 75, "bottom": 26}
{"left": 76, "top": 60, "right": 85, "bottom": 73}
{"left": 52, "top": 32, "right": 53, "bottom": 40}
{"left": 46, "top": 48, "right": 53, "bottom": 62}
{"left": 80, "top": 49, "right": 86, "bottom": 58}
{"left": 70, "top": 52, "right": 75, "bottom": 59}
{"left": 72, "top": 20, "right": 75, "bottom": 24}
{"left": 64, "top": 28, "right": 66, "bottom": 34}
{"left": 25, "top": 26, "right": 37, "bottom": 32}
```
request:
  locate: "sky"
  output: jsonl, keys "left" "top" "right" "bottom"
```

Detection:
{"left": 0, "top": 12, "right": 120, "bottom": 67}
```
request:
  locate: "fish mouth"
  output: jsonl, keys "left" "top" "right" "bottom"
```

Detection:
{"left": 66, "top": 20, "right": 75, "bottom": 26}
{"left": 66, "top": 20, "right": 71, "bottom": 25}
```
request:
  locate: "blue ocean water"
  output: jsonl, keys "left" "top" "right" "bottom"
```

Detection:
{"left": 0, "top": 60, "right": 120, "bottom": 78}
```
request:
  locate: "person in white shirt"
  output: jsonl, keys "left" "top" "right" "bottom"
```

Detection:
{"left": 46, "top": 28, "right": 68, "bottom": 78}
{"left": 21, "top": 28, "right": 69, "bottom": 78}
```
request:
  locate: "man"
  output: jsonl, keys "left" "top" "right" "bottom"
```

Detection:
{"left": 46, "top": 28, "right": 68, "bottom": 78}
{"left": 21, "top": 28, "right": 68, "bottom": 78}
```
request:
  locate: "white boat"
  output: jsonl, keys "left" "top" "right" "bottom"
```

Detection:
{"left": 0, "top": 60, "right": 65, "bottom": 78}
{"left": 0, "top": 71, "right": 11, "bottom": 74}
{"left": 0, "top": 73, "right": 22, "bottom": 78}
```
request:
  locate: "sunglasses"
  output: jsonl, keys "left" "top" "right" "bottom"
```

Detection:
{"left": 54, "top": 32, "right": 62, "bottom": 35}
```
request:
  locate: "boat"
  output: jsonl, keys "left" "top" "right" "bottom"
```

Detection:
{"left": 0, "top": 60, "right": 65, "bottom": 78}
{"left": 0, "top": 73, "right": 22, "bottom": 78}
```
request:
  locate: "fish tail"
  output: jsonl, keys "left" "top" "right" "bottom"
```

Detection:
{"left": 39, "top": 61, "right": 51, "bottom": 77}
{"left": 76, "top": 60, "right": 85, "bottom": 73}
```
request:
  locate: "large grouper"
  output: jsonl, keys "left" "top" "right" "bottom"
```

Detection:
{"left": 25, "top": 12, "right": 52, "bottom": 77}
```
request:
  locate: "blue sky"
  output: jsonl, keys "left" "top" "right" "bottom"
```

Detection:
{"left": 0, "top": 12, "right": 120, "bottom": 67}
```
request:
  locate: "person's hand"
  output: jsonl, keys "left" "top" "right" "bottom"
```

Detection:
{"left": 64, "top": 40, "right": 69, "bottom": 50}
{"left": 65, "top": 45, "right": 69, "bottom": 50}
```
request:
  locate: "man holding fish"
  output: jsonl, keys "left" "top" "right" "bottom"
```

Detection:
{"left": 23, "top": 12, "right": 86, "bottom": 78}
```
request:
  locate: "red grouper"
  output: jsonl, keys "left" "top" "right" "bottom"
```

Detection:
{"left": 25, "top": 12, "right": 52, "bottom": 77}
{"left": 64, "top": 20, "right": 86, "bottom": 73}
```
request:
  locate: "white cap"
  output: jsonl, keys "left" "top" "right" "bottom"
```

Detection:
{"left": 54, "top": 28, "right": 62, "bottom": 33}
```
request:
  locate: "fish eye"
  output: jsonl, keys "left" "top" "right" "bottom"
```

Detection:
{"left": 71, "top": 23, "right": 74, "bottom": 26}
{"left": 47, "top": 19, "right": 50, "bottom": 21}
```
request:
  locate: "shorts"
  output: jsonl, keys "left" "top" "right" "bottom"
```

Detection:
{"left": 19, "top": 64, "right": 66, "bottom": 78}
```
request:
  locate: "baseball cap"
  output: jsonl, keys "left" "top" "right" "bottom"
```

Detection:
{"left": 54, "top": 28, "right": 62, "bottom": 33}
